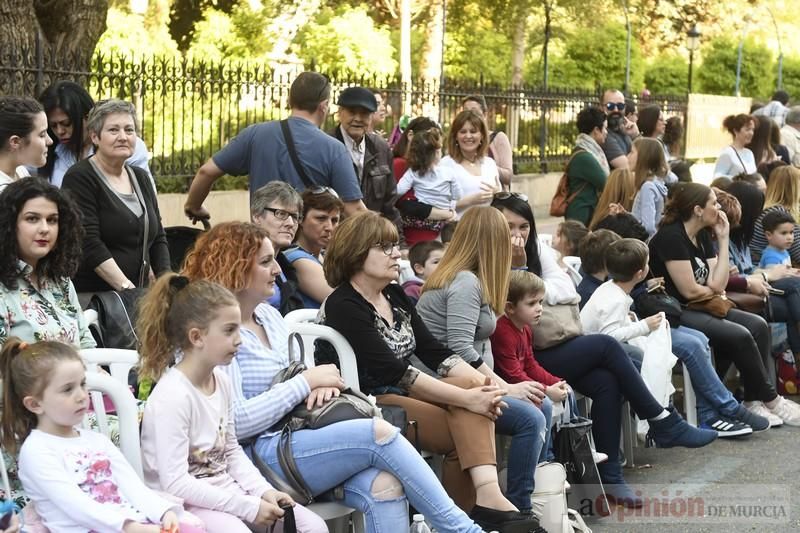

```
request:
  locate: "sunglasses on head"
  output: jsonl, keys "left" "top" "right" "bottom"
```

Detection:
{"left": 494, "top": 191, "right": 529, "bottom": 202}
{"left": 309, "top": 186, "right": 339, "bottom": 198}
{"left": 605, "top": 102, "right": 626, "bottom": 112}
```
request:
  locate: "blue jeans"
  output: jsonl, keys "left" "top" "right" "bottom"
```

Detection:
{"left": 671, "top": 326, "right": 739, "bottom": 423}
{"left": 254, "top": 418, "right": 481, "bottom": 533}
{"left": 495, "top": 396, "right": 552, "bottom": 511}
{"left": 770, "top": 277, "right": 800, "bottom": 353}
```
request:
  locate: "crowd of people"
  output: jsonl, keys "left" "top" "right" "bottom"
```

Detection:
{"left": 0, "top": 71, "right": 799, "bottom": 533}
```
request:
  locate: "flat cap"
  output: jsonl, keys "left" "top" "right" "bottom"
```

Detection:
{"left": 337, "top": 87, "right": 377, "bottom": 112}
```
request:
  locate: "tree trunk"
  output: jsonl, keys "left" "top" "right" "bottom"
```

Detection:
{"left": 400, "top": 0, "right": 412, "bottom": 115}
{"left": 510, "top": 14, "right": 526, "bottom": 87}
{"left": 0, "top": 0, "right": 108, "bottom": 93}
{"left": 419, "top": 0, "right": 443, "bottom": 119}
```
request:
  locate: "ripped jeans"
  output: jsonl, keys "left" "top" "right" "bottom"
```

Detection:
{"left": 254, "top": 418, "right": 482, "bottom": 533}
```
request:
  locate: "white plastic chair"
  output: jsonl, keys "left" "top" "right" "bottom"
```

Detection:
{"left": 284, "top": 308, "right": 320, "bottom": 326}
{"left": 398, "top": 258, "right": 415, "bottom": 285}
{"left": 84, "top": 371, "right": 144, "bottom": 479}
{"left": 83, "top": 309, "right": 99, "bottom": 328}
{"left": 538, "top": 233, "right": 553, "bottom": 249}
{"left": 286, "top": 323, "right": 361, "bottom": 392}
{"left": 562, "top": 255, "right": 583, "bottom": 286}
{"left": 81, "top": 348, "right": 139, "bottom": 386}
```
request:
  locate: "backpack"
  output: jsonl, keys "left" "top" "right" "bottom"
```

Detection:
{"left": 549, "top": 150, "right": 587, "bottom": 217}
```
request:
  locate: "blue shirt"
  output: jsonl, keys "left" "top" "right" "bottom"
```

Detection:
{"left": 576, "top": 271, "right": 604, "bottom": 310}
{"left": 631, "top": 178, "right": 668, "bottom": 237}
{"left": 759, "top": 246, "right": 791, "bottom": 268}
{"left": 212, "top": 117, "right": 363, "bottom": 202}
{"left": 283, "top": 245, "right": 322, "bottom": 309}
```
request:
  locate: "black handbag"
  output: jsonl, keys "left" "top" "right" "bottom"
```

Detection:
{"left": 87, "top": 288, "right": 147, "bottom": 350}
{"left": 554, "top": 416, "right": 609, "bottom": 516}
{"left": 247, "top": 333, "right": 382, "bottom": 504}
{"left": 633, "top": 289, "right": 683, "bottom": 328}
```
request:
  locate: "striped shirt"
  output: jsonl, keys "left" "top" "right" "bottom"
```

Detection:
{"left": 223, "top": 303, "right": 310, "bottom": 440}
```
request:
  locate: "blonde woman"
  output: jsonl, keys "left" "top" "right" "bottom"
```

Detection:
{"left": 750, "top": 166, "right": 800, "bottom": 264}
{"left": 415, "top": 206, "right": 554, "bottom": 516}
{"left": 589, "top": 168, "right": 636, "bottom": 229}
{"left": 321, "top": 209, "right": 533, "bottom": 532}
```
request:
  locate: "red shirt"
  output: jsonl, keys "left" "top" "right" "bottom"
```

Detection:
{"left": 490, "top": 315, "right": 561, "bottom": 386}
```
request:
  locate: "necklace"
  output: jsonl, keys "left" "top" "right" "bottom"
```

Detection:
{"left": 462, "top": 155, "right": 479, "bottom": 166}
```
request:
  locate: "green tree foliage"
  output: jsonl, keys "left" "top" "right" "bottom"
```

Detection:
{"left": 696, "top": 37, "right": 774, "bottom": 99}
{"left": 96, "top": 6, "right": 178, "bottom": 57}
{"left": 293, "top": 6, "right": 398, "bottom": 77}
{"left": 644, "top": 54, "right": 689, "bottom": 95}
{"left": 443, "top": 0, "right": 512, "bottom": 83}
{"left": 563, "top": 22, "right": 644, "bottom": 92}
{"left": 781, "top": 57, "right": 800, "bottom": 104}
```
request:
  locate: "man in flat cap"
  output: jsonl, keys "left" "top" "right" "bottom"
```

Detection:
{"left": 330, "top": 86, "right": 404, "bottom": 243}
{"left": 185, "top": 72, "right": 366, "bottom": 222}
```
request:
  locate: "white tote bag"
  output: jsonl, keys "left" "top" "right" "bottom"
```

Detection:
{"left": 630, "top": 316, "right": 678, "bottom": 436}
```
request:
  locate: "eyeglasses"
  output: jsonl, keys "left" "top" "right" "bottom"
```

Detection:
{"left": 605, "top": 102, "right": 626, "bottom": 112}
{"left": 262, "top": 207, "right": 301, "bottom": 223}
{"left": 373, "top": 242, "right": 400, "bottom": 255}
{"left": 309, "top": 186, "right": 340, "bottom": 198}
{"left": 494, "top": 191, "right": 529, "bottom": 202}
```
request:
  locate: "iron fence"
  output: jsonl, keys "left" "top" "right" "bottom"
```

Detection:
{"left": 0, "top": 44, "right": 687, "bottom": 185}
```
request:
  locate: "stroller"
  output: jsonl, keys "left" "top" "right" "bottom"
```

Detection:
{"left": 165, "top": 219, "right": 211, "bottom": 271}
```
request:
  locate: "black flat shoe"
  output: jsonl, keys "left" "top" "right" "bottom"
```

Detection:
{"left": 468, "top": 505, "right": 545, "bottom": 533}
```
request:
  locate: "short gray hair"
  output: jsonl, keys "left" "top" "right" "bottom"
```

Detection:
{"left": 250, "top": 181, "right": 303, "bottom": 217}
{"left": 786, "top": 106, "right": 800, "bottom": 126}
{"left": 86, "top": 99, "right": 139, "bottom": 136}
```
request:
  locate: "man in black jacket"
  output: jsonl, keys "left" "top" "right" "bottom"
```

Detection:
{"left": 329, "top": 87, "right": 405, "bottom": 246}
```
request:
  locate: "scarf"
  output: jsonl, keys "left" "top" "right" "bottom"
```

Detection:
{"left": 575, "top": 133, "right": 610, "bottom": 177}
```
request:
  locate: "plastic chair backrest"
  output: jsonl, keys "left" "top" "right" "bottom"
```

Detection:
{"left": 283, "top": 308, "right": 320, "bottom": 325}
{"left": 84, "top": 372, "right": 144, "bottom": 479}
{"left": 398, "top": 259, "right": 415, "bottom": 285}
{"left": 81, "top": 348, "right": 139, "bottom": 386}
{"left": 286, "top": 323, "right": 361, "bottom": 392}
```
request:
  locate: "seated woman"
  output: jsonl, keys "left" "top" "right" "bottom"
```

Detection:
{"left": 0, "top": 96, "right": 52, "bottom": 189}
{"left": 250, "top": 182, "right": 305, "bottom": 315}
{"left": 321, "top": 210, "right": 535, "bottom": 531}
{"left": 0, "top": 178, "right": 94, "bottom": 349}
{"left": 649, "top": 182, "right": 800, "bottom": 427}
{"left": 415, "top": 206, "right": 553, "bottom": 513}
{"left": 490, "top": 192, "right": 716, "bottom": 507}
{"left": 282, "top": 188, "right": 342, "bottom": 308}
{"left": 181, "top": 222, "right": 483, "bottom": 533}
{"left": 62, "top": 99, "right": 169, "bottom": 299}
{"left": 38, "top": 80, "right": 152, "bottom": 188}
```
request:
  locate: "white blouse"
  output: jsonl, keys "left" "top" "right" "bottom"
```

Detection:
{"left": 441, "top": 155, "right": 501, "bottom": 215}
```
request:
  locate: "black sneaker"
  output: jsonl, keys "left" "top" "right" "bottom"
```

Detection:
{"left": 701, "top": 417, "right": 753, "bottom": 438}
{"left": 734, "top": 403, "right": 771, "bottom": 432}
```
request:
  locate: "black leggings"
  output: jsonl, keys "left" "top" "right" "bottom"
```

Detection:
{"left": 536, "top": 334, "right": 663, "bottom": 465}
{"left": 679, "top": 308, "right": 777, "bottom": 403}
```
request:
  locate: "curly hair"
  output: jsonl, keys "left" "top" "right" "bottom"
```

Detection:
{"left": 181, "top": 222, "right": 270, "bottom": 291}
{"left": 0, "top": 178, "right": 83, "bottom": 289}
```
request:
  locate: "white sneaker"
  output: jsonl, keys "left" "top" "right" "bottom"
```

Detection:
{"left": 768, "top": 396, "right": 800, "bottom": 427}
{"left": 743, "top": 401, "right": 783, "bottom": 427}
{"left": 592, "top": 450, "right": 609, "bottom": 464}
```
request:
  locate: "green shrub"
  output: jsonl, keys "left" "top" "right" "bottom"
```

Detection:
{"left": 644, "top": 54, "right": 689, "bottom": 95}
{"left": 696, "top": 37, "right": 774, "bottom": 99}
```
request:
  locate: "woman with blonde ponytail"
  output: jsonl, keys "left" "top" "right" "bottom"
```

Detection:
{"left": 137, "top": 273, "right": 326, "bottom": 532}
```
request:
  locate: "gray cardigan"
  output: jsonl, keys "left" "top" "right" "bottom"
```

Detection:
{"left": 416, "top": 270, "right": 496, "bottom": 368}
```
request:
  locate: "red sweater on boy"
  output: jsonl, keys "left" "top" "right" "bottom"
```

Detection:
{"left": 490, "top": 315, "right": 561, "bottom": 385}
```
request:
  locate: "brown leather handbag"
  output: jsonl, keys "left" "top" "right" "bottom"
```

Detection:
{"left": 686, "top": 293, "right": 736, "bottom": 318}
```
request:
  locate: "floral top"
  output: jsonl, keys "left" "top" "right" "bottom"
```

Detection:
{"left": 0, "top": 261, "right": 95, "bottom": 348}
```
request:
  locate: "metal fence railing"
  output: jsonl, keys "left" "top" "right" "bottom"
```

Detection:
{"left": 0, "top": 43, "right": 688, "bottom": 183}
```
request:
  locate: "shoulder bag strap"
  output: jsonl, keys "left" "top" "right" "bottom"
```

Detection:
{"left": 127, "top": 166, "right": 150, "bottom": 287}
{"left": 731, "top": 145, "right": 747, "bottom": 172}
{"left": 280, "top": 119, "right": 315, "bottom": 189}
